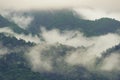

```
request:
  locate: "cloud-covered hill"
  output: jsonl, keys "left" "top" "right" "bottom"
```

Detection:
{"left": 0, "top": 10, "right": 120, "bottom": 80}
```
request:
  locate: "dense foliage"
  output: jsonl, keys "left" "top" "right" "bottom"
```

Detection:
{"left": 27, "top": 10, "right": 120, "bottom": 36}
{"left": 0, "top": 10, "right": 120, "bottom": 80}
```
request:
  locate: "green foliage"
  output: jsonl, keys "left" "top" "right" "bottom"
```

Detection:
{"left": 0, "top": 10, "right": 120, "bottom": 80}
{"left": 0, "top": 33, "right": 34, "bottom": 47}
{"left": 27, "top": 10, "right": 120, "bottom": 36}
{"left": 0, "top": 15, "right": 28, "bottom": 34}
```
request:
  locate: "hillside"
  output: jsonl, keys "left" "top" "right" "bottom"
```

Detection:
{"left": 26, "top": 10, "right": 120, "bottom": 36}
{"left": 0, "top": 10, "right": 120, "bottom": 80}
{"left": 0, "top": 15, "right": 28, "bottom": 34}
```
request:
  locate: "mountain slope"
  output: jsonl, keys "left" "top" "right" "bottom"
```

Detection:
{"left": 0, "top": 15, "right": 28, "bottom": 34}
{"left": 0, "top": 10, "right": 120, "bottom": 80}
{"left": 0, "top": 37, "right": 119, "bottom": 80}
{"left": 26, "top": 10, "right": 120, "bottom": 36}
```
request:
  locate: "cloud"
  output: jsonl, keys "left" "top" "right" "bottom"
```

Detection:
{"left": 10, "top": 15, "right": 33, "bottom": 29}
{"left": 40, "top": 27, "right": 94, "bottom": 47}
{"left": 0, "top": 0, "right": 120, "bottom": 11}
{"left": 74, "top": 8, "right": 120, "bottom": 21}
{"left": 25, "top": 44, "right": 53, "bottom": 72}
{"left": 64, "top": 33, "right": 120, "bottom": 68}
{"left": 41, "top": 27, "right": 120, "bottom": 49}
{"left": 1, "top": 0, "right": 120, "bottom": 21}
{"left": 0, "top": 0, "right": 86, "bottom": 10}
{"left": 0, "top": 27, "right": 41, "bottom": 43}
{"left": 0, "top": 43, "right": 9, "bottom": 55}
{"left": 0, "top": 11, "right": 34, "bottom": 29}
{"left": 25, "top": 28, "right": 120, "bottom": 72}
{"left": 0, "top": 42, "right": 28, "bottom": 56}
{"left": 100, "top": 53, "right": 120, "bottom": 71}
{"left": 0, "top": 26, "right": 119, "bottom": 73}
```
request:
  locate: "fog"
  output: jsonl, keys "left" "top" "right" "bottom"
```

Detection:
{"left": 25, "top": 44, "right": 52, "bottom": 72}
{"left": 1, "top": 0, "right": 120, "bottom": 21}
{"left": 0, "top": 11, "right": 34, "bottom": 29}
{"left": 0, "top": 42, "right": 29, "bottom": 56}
{"left": 0, "top": 27, "right": 40, "bottom": 43}
{"left": 101, "top": 53, "right": 120, "bottom": 71}
{"left": 0, "top": 43, "right": 9, "bottom": 55}
{"left": 25, "top": 28, "right": 120, "bottom": 72}
{"left": 0, "top": 0, "right": 120, "bottom": 12}
{"left": 74, "top": 8, "right": 120, "bottom": 21}
{"left": 0, "top": 25, "right": 120, "bottom": 74}
{"left": 0, "top": 1, "right": 120, "bottom": 78}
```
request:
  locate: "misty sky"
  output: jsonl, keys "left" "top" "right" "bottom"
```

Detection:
{"left": 0, "top": 0, "right": 120, "bottom": 74}
{"left": 0, "top": 0, "right": 119, "bottom": 11}
{"left": 0, "top": 0, "right": 120, "bottom": 20}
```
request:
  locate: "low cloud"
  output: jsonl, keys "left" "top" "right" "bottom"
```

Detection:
{"left": 100, "top": 53, "right": 120, "bottom": 71}
{"left": 10, "top": 15, "right": 33, "bottom": 29}
{"left": 0, "top": 27, "right": 41, "bottom": 43}
{"left": 25, "top": 44, "right": 53, "bottom": 72}
{"left": 41, "top": 27, "right": 120, "bottom": 49}
{"left": 0, "top": 43, "right": 9, "bottom": 55}
{"left": 0, "top": 42, "right": 28, "bottom": 56}
{"left": 0, "top": 26, "right": 119, "bottom": 73}
{"left": 25, "top": 28, "right": 120, "bottom": 73}
{"left": 1, "top": 0, "right": 120, "bottom": 21}
{"left": 64, "top": 33, "right": 120, "bottom": 68}
{"left": 40, "top": 27, "right": 94, "bottom": 47}
{"left": 0, "top": 11, "right": 34, "bottom": 29}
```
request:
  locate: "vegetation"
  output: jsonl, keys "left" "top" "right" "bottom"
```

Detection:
{"left": 27, "top": 10, "right": 120, "bottom": 36}
{"left": 0, "top": 10, "right": 120, "bottom": 80}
